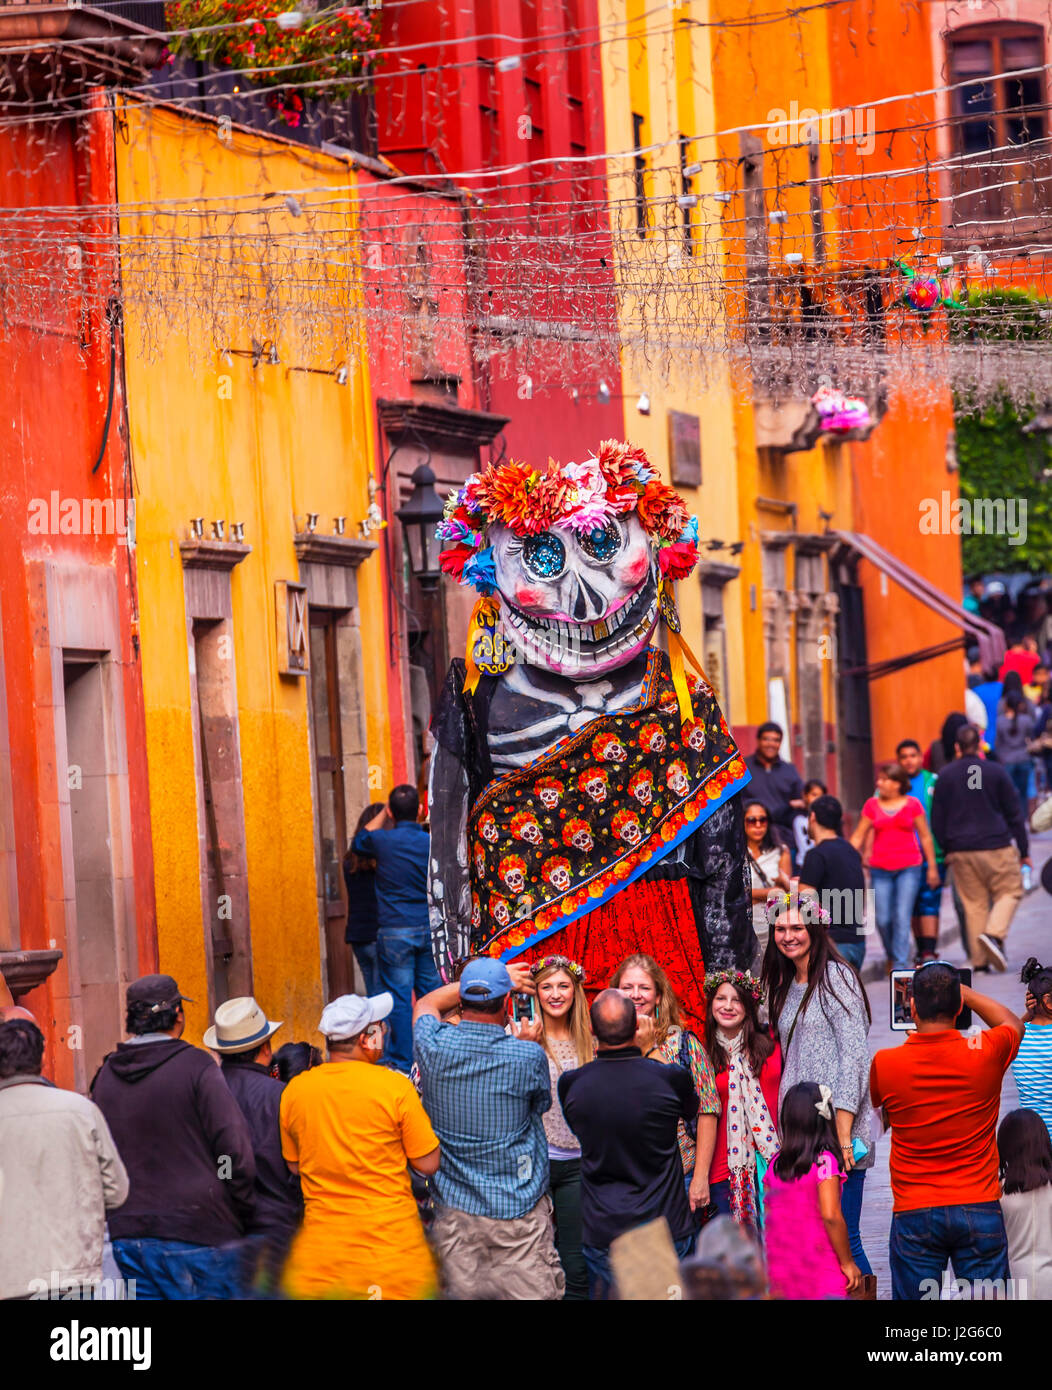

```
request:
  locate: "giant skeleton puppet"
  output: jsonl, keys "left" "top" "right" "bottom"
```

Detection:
{"left": 427, "top": 441, "right": 755, "bottom": 1027}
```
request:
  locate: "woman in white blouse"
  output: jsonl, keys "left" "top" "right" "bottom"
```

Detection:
{"left": 531, "top": 955, "right": 594, "bottom": 1301}
{"left": 745, "top": 800, "right": 791, "bottom": 957}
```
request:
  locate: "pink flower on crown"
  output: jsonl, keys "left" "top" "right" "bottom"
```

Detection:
{"left": 554, "top": 459, "right": 614, "bottom": 535}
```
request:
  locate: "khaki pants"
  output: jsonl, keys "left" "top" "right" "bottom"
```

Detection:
{"left": 946, "top": 847, "right": 1023, "bottom": 967}
{"left": 430, "top": 1195, "right": 566, "bottom": 1301}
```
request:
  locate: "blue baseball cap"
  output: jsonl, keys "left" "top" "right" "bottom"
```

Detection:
{"left": 459, "top": 958, "right": 513, "bottom": 1003}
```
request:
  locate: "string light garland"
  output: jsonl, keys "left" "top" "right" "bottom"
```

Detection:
{"left": 0, "top": 3, "right": 1047, "bottom": 412}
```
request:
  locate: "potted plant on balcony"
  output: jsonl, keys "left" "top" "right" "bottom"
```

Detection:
{"left": 163, "top": 0, "right": 380, "bottom": 127}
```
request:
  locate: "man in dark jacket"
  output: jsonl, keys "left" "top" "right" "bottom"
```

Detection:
{"left": 744, "top": 721, "right": 806, "bottom": 864}
{"left": 931, "top": 724, "right": 1030, "bottom": 973}
{"left": 91, "top": 974, "right": 256, "bottom": 1299}
{"left": 204, "top": 995, "right": 303, "bottom": 1290}
{"left": 558, "top": 990, "right": 700, "bottom": 1299}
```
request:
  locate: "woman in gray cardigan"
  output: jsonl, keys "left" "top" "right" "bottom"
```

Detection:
{"left": 761, "top": 890, "right": 877, "bottom": 1296}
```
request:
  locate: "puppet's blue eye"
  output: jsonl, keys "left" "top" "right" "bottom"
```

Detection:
{"left": 579, "top": 521, "right": 621, "bottom": 562}
{"left": 523, "top": 533, "right": 566, "bottom": 579}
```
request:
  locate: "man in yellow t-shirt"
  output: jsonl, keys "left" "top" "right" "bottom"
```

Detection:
{"left": 279, "top": 991, "right": 440, "bottom": 1300}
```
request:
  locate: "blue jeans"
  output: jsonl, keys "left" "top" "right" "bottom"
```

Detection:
{"left": 889, "top": 1201, "right": 1009, "bottom": 1300}
{"left": 841, "top": 1167, "right": 872, "bottom": 1276}
{"left": 378, "top": 923, "right": 442, "bottom": 1073}
{"left": 583, "top": 1232, "right": 697, "bottom": 1300}
{"left": 710, "top": 1178, "right": 732, "bottom": 1217}
{"left": 350, "top": 940, "right": 380, "bottom": 996}
{"left": 835, "top": 940, "right": 866, "bottom": 972}
{"left": 1007, "top": 760, "right": 1032, "bottom": 809}
{"left": 871, "top": 864, "right": 924, "bottom": 970}
{"left": 111, "top": 1237, "right": 244, "bottom": 1300}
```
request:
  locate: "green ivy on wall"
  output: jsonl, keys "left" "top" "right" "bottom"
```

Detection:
{"left": 952, "top": 289, "right": 1052, "bottom": 575}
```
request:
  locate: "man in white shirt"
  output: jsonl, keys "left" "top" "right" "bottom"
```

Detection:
{"left": 0, "top": 1018, "right": 128, "bottom": 1300}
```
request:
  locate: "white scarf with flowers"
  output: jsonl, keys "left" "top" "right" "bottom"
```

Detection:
{"left": 718, "top": 1027, "right": 779, "bottom": 1175}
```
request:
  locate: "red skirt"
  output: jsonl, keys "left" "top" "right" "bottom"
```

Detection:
{"left": 514, "top": 877, "right": 707, "bottom": 1032}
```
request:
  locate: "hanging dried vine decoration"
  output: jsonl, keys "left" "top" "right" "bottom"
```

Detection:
{"left": 163, "top": 1, "right": 380, "bottom": 125}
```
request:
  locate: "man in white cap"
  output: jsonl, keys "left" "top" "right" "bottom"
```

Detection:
{"left": 205, "top": 997, "right": 302, "bottom": 1292}
{"left": 279, "top": 991, "right": 440, "bottom": 1300}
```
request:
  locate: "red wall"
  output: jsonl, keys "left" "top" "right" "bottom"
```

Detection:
{"left": 374, "top": 0, "right": 624, "bottom": 465}
{"left": 0, "top": 102, "right": 156, "bottom": 1085}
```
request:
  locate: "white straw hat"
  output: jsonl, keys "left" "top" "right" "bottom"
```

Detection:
{"left": 203, "top": 996, "right": 283, "bottom": 1054}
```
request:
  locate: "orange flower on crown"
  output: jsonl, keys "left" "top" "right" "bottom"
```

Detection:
{"left": 637, "top": 478, "right": 690, "bottom": 541}
{"left": 596, "top": 439, "right": 654, "bottom": 488}
{"left": 471, "top": 460, "right": 542, "bottom": 532}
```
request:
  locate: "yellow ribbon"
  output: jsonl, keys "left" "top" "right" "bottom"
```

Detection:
{"left": 662, "top": 579, "right": 709, "bottom": 725}
{"left": 463, "top": 595, "right": 501, "bottom": 695}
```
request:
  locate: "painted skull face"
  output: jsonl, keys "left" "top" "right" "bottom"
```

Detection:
{"left": 511, "top": 810, "right": 543, "bottom": 845}
{"left": 613, "top": 810, "right": 642, "bottom": 846}
{"left": 666, "top": 760, "right": 690, "bottom": 796}
{"left": 543, "top": 856, "right": 572, "bottom": 892}
{"left": 592, "top": 732, "right": 627, "bottom": 763}
{"left": 470, "top": 893, "right": 481, "bottom": 928}
{"left": 489, "top": 895, "right": 511, "bottom": 926}
{"left": 686, "top": 722, "right": 707, "bottom": 752}
{"left": 535, "top": 778, "right": 563, "bottom": 809}
{"left": 563, "top": 818, "right": 593, "bottom": 852}
{"left": 474, "top": 845, "right": 486, "bottom": 878}
{"left": 500, "top": 855, "right": 527, "bottom": 894}
{"left": 629, "top": 770, "right": 654, "bottom": 805}
{"left": 490, "top": 513, "right": 659, "bottom": 680}
{"left": 579, "top": 769, "right": 609, "bottom": 804}
{"left": 479, "top": 813, "right": 499, "bottom": 844}
{"left": 640, "top": 723, "right": 666, "bottom": 753}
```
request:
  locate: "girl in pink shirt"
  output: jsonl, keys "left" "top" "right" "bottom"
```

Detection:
{"left": 850, "top": 763, "right": 938, "bottom": 971}
{"left": 764, "top": 1081, "right": 861, "bottom": 1299}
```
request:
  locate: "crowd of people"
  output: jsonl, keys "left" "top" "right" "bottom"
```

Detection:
{"left": 2, "top": 712, "right": 1051, "bottom": 1302}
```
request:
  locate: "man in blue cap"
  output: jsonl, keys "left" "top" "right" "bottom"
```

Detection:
{"left": 413, "top": 959, "right": 565, "bottom": 1300}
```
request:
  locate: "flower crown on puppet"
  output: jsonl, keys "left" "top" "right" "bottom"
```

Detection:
{"left": 436, "top": 441, "right": 705, "bottom": 721}
{"left": 703, "top": 968, "right": 763, "bottom": 1002}
{"left": 529, "top": 955, "right": 586, "bottom": 982}
{"left": 435, "top": 439, "right": 699, "bottom": 595}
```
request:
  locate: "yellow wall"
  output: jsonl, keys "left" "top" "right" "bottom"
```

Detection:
{"left": 115, "top": 102, "right": 394, "bottom": 1043}
{"left": 599, "top": 0, "right": 746, "bottom": 722}
{"left": 600, "top": 0, "right": 858, "bottom": 750}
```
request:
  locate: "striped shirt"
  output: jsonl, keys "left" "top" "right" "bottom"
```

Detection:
{"left": 414, "top": 1016, "right": 551, "bottom": 1220}
{"left": 1011, "top": 1023, "right": 1052, "bottom": 1139}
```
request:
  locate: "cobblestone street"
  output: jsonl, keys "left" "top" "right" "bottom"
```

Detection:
{"left": 858, "top": 828, "right": 1052, "bottom": 1298}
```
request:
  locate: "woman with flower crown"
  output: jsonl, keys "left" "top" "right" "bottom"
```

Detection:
{"left": 531, "top": 954, "right": 594, "bottom": 1300}
{"left": 702, "top": 968, "right": 781, "bottom": 1230}
{"left": 761, "top": 886, "right": 877, "bottom": 1296}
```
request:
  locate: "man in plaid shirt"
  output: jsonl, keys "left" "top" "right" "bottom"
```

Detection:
{"left": 413, "top": 958, "right": 565, "bottom": 1299}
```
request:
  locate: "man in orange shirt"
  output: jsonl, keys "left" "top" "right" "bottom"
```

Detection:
{"left": 870, "top": 962, "right": 1023, "bottom": 1300}
{"left": 279, "top": 992, "right": 441, "bottom": 1300}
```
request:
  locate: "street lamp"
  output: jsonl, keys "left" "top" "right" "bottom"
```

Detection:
{"left": 395, "top": 463, "right": 445, "bottom": 592}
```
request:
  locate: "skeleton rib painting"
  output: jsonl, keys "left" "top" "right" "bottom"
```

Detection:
{"left": 428, "top": 440, "right": 755, "bottom": 1028}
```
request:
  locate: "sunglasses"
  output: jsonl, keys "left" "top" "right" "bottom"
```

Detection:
{"left": 745, "top": 815, "right": 769, "bottom": 825}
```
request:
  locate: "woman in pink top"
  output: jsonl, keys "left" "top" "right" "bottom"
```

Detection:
{"left": 764, "top": 1080, "right": 861, "bottom": 1299}
{"left": 850, "top": 763, "right": 938, "bottom": 972}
